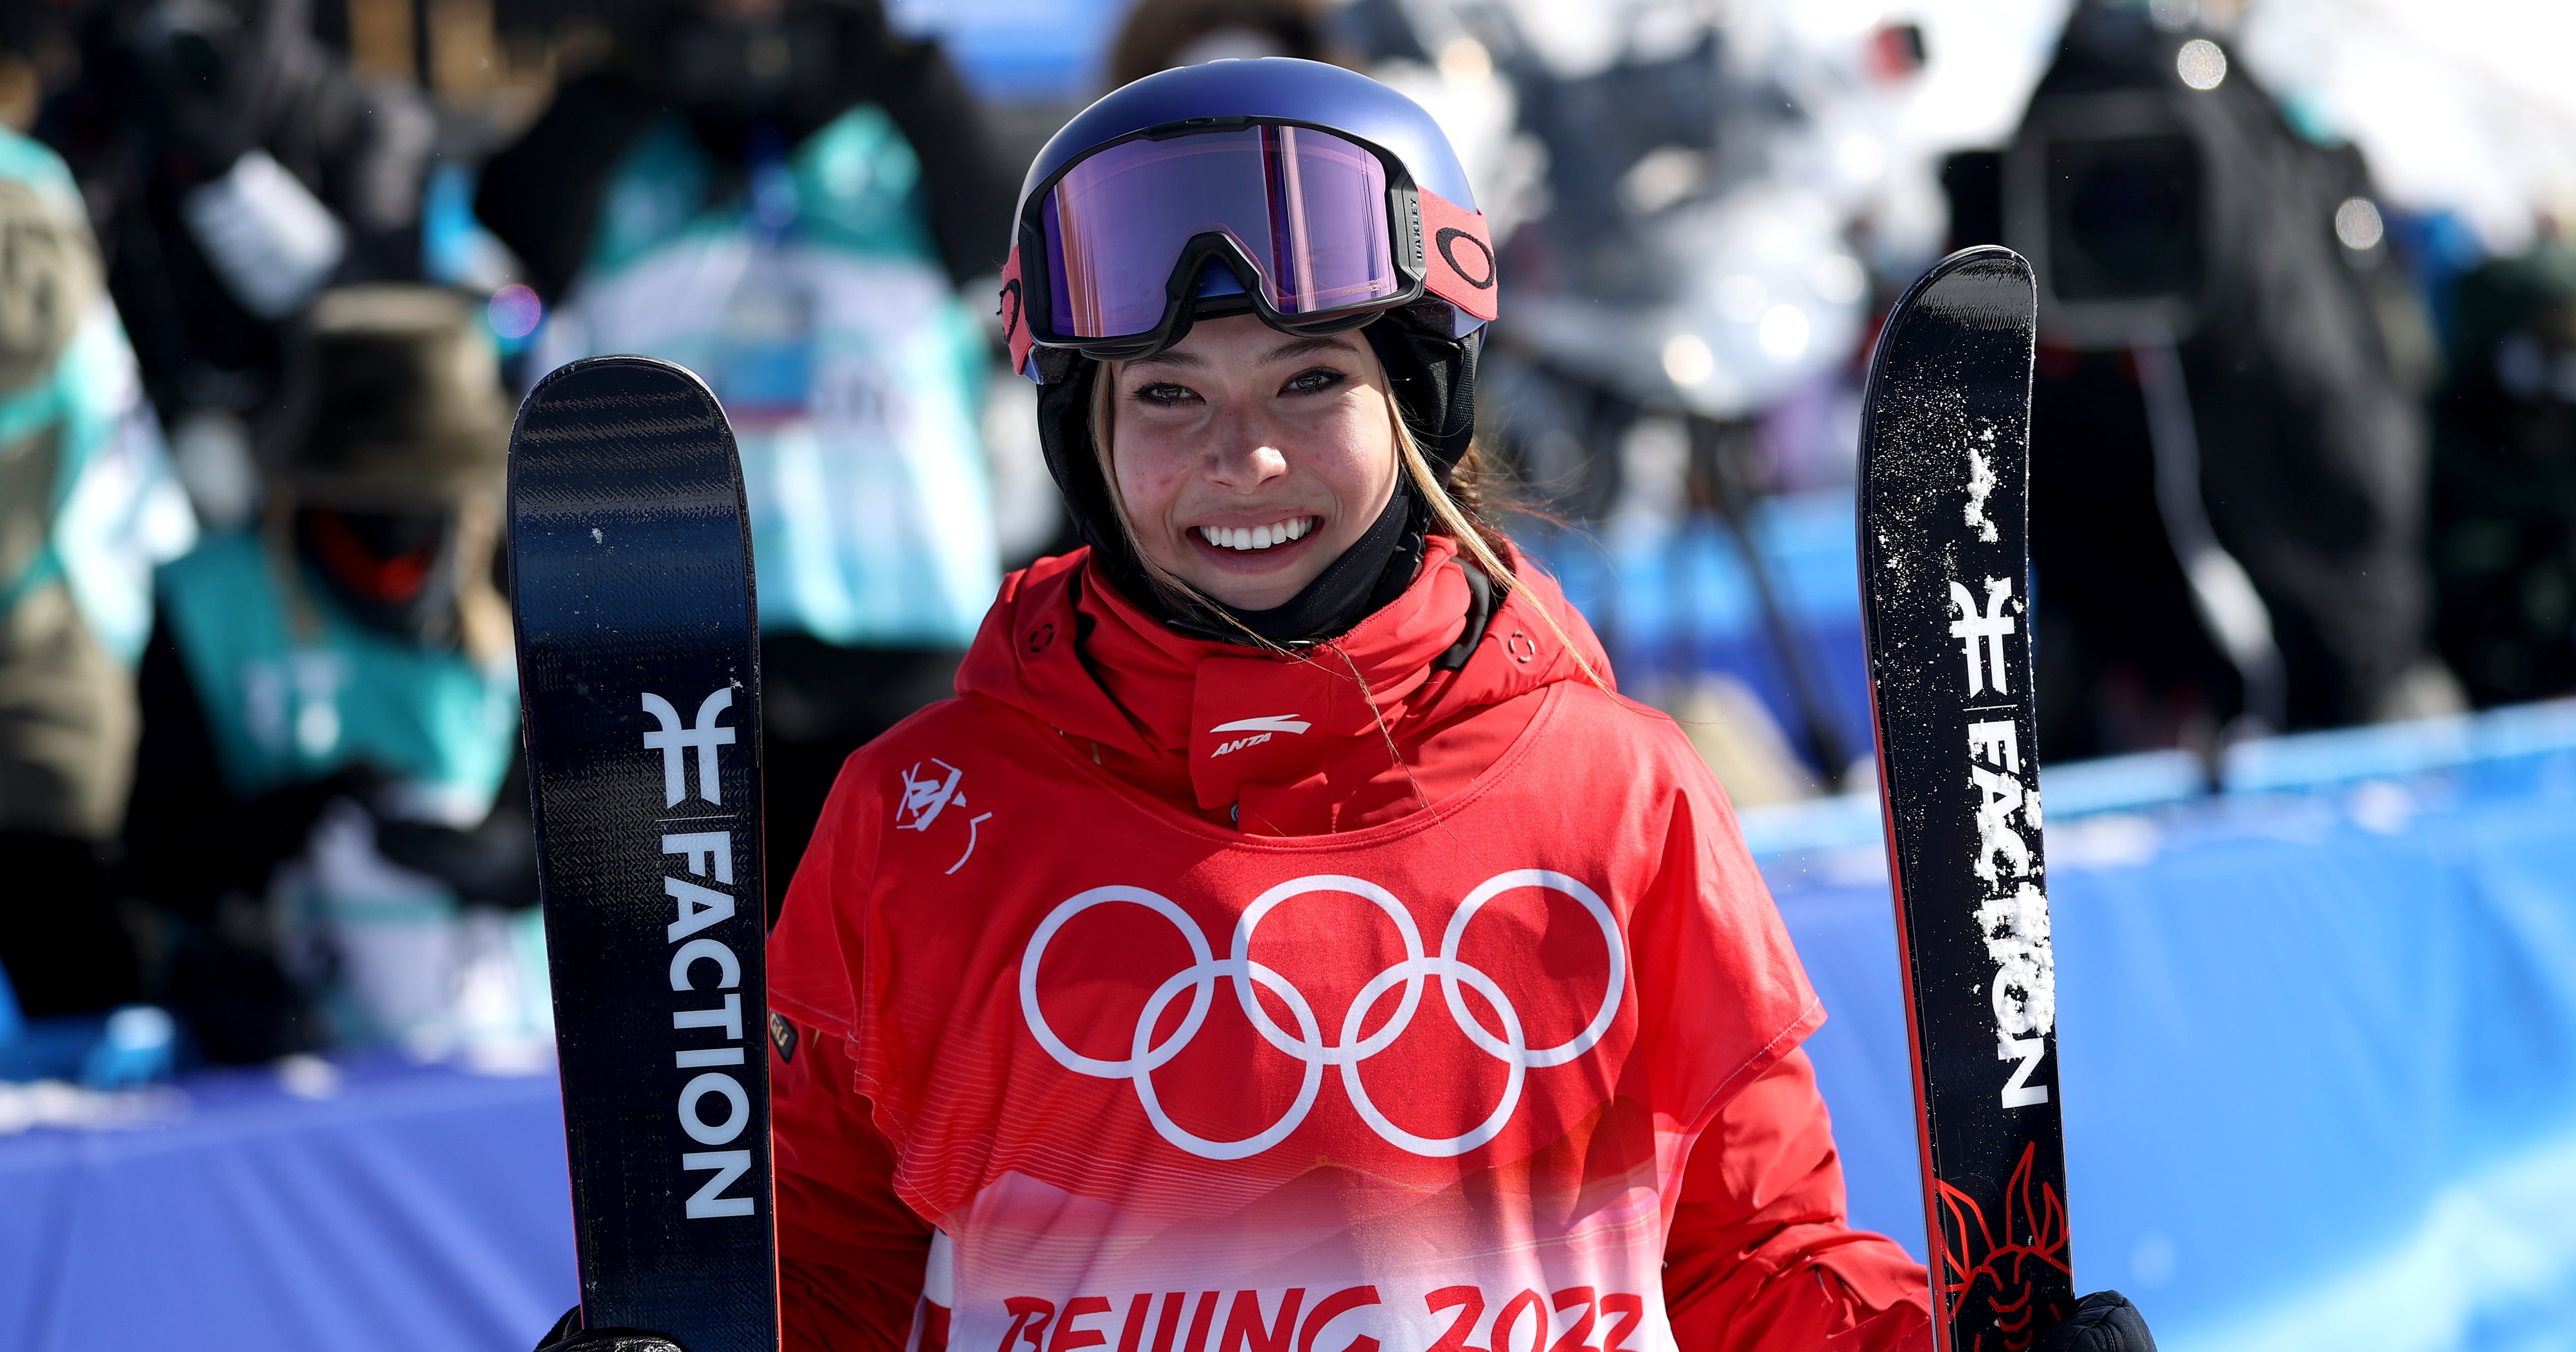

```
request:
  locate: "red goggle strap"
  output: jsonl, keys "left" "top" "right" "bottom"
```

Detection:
{"left": 1417, "top": 187, "right": 1499, "bottom": 323}
{"left": 998, "top": 244, "right": 1035, "bottom": 378}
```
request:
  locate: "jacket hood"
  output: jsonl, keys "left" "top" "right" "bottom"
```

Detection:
{"left": 955, "top": 537, "right": 1614, "bottom": 833}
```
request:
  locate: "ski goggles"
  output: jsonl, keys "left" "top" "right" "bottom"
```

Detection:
{"left": 999, "top": 121, "right": 1499, "bottom": 377}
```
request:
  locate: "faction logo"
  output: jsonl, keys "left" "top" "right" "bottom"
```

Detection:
{"left": 639, "top": 687, "right": 759, "bottom": 1220}
{"left": 1018, "top": 870, "right": 1623, "bottom": 1160}
{"left": 1944, "top": 575, "right": 2054, "bottom": 1108}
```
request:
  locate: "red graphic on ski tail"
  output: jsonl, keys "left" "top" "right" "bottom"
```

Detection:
{"left": 1931, "top": 1143, "right": 2072, "bottom": 1351}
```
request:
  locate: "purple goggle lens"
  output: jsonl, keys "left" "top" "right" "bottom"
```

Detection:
{"left": 1041, "top": 125, "right": 1400, "bottom": 339}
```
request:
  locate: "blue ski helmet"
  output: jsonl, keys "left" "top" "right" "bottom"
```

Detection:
{"left": 1004, "top": 58, "right": 1499, "bottom": 644}
{"left": 998, "top": 58, "right": 1498, "bottom": 382}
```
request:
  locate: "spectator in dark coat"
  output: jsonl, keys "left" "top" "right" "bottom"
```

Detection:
{"left": 2428, "top": 245, "right": 2576, "bottom": 706}
{"left": 38, "top": 0, "right": 433, "bottom": 439}
{"left": 1953, "top": 0, "right": 2451, "bottom": 757}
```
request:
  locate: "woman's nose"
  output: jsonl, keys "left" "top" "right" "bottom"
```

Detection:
{"left": 1204, "top": 416, "right": 1290, "bottom": 488}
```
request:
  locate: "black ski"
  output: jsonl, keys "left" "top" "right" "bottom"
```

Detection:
{"left": 1856, "top": 247, "right": 2071, "bottom": 1351}
{"left": 511, "top": 356, "right": 778, "bottom": 1352}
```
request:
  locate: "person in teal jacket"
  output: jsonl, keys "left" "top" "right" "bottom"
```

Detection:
{"left": 474, "top": 0, "right": 1025, "bottom": 919}
{"left": 0, "top": 129, "right": 197, "bottom": 1024}
{"left": 124, "top": 286, "right": 542, "bottom": 1066}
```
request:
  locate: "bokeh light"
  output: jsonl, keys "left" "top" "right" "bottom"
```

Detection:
{"left": 2334, "top": 196, "right": 2386, "bottom": 251}
{"left": 2176, "top": 38, "right": 2227, "bottom": 91}
{"left": 1662, "top": 332, "right": 1716, "bottom": 387}
{"left": 1759, "top": 304, "right": 1813, "bottom": 359}
{"left": 486, "top": 284, "right": 544, "bottom": 341}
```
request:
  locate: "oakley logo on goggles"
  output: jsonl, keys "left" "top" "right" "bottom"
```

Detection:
{"left": 998, "top": 121, "right": 1497, "bottom": 377}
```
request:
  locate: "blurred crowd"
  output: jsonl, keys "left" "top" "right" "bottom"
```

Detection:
{"left": 0, "top": 0, "right": 2570, "bottom": 1078}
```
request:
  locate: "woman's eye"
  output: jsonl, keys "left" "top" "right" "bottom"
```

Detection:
{"left": 1132, "top": 382, "right": 1196, "bottom": 408}
{"left": 1282, "top": 366, "right": 1347, "bottom": 395}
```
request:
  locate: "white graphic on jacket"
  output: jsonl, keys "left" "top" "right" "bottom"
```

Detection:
{"left": 897, "top": 758, "right": 992, "bottom": 874}
{"left": 1206, "top": 714, "right": 1313, "bottom": 759}
{"left": 898, "top": 760, "right": 966, "bottom": 830}
{"left": 1018, "top": 869, "right": 1624, "bottom": 1160}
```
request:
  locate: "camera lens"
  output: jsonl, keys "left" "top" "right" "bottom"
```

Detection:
{"left": 2047, "top": 134, "right": 2203, "bottom": 302}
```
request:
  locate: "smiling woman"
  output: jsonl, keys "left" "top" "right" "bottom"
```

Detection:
{"left": 752, "top": 56, "right": 1952, "bottom": 1352}
{"left": 1098, "top": 319, "right": 1400, "bottom": 612}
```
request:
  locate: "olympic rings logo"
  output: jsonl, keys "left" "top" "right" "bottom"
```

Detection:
{"left": 1017, "top": 870, "right": 1625, "bottom": 1161}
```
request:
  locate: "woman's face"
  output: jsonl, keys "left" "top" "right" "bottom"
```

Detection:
{"left": 1104, "top": 314, "right": 1400, "bottom": 612}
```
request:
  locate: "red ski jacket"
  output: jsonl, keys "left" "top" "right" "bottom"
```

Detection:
{"left": 768, "top": 540, "right": 1932, "bottom": 1352}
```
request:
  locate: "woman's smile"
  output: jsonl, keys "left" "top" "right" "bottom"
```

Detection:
{"left": 1191, "top": 513, "right": 1323, "bottom": 559}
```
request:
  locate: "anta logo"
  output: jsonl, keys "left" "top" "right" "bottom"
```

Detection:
{"left": 1207, "top": 714, "right": 1310, "bottom": 758}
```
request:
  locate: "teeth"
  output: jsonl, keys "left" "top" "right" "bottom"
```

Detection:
{"left": 1199, "top": 518, "right": 1315, "bottom": 551}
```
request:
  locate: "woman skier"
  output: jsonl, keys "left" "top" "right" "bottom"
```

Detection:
{"left": 763, "top": 58, "right": 2130, "bottom": 1352}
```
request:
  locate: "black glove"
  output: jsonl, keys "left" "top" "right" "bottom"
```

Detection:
{"left": 535, "top": 1334, "right": 688, "bottom": 1352}
{"left": 369, "top": 756, "right": 540, "bottom": 908}
{"left": 534, "top": 1306, "right": 690, "bottom": 1352}
{"left": 2034, "top": 1291, "right": 2157, "bottom": 1351}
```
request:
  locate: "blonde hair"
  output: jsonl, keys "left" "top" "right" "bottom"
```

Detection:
{"left": 1088, "top": 357, "right": 1611, "bottom": 694}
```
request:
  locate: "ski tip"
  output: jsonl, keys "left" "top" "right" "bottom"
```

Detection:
{"left": 504, "top": 353, "right": 749, "bottom": 565}
{"left": 1852, "top": 243, "right": 2039, "bottom": 545}
{"left": 1921, "top": 243, "right": 2034, "bottom": 291}
{"left": 1889, "top": 246, "right": 2034, "bottom": 335}
{"left": 514, "top": 355, "right": 726, "bottom": 435}
{"left": 1859, "top": 246, "right": 2037, "bottom": 400}
{"left": 506, "top": 356, "right": 739, "bottom": 488}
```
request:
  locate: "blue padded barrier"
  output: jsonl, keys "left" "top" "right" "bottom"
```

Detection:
{"left": 1534, "top": 494, "right": 1880, "bottom": 779}
{"left": 1764, "top": 699, "right": 2576, "bottom": 1352}
{"left": 2, "top": 702, "right": 2573, "bottom": 1352}
{"left": 0, "top": 1058, "right": 575, "bottom": 1352}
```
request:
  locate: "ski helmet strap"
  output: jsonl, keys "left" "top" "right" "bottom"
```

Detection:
{"left": 1030, "top": 357, "right": 1123, "bottom": 564}
{"left": 1416, "top": 188, "right": 1499, "bottom": 323}
{"left": 998, "top": 247, "right": 1035, "bottom": 379}
{"left": 1361, "top": 308, "right": 1481, "bottom": 482}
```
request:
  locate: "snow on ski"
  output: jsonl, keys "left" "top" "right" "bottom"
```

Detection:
{"left": 510, "top": 356, "right": 779, "bottom": 1352}
{"left": 1857, "top": 246, "right": 2073, "bottom": 1352}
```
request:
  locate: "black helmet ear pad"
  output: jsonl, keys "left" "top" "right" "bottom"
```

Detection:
{"left": 1036, "top": 359, "right": 1163, "bottom": 606}
{"left": 1359, "top": 304, "right": 1481, "bottom": 485}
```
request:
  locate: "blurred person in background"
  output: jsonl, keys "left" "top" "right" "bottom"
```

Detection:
{"left": 0, "top": 128, "right": 197, "bottom": 1023}
{"left": 0, "top": 5, "right": 71, "bottom": 135}
{"left": 474, "top": 0, "right": 1018, "bottom": 919}
{"left": 123, "top": 286, "right": 543, "bottom": 1067}
{"left": 2428, "top": 243, "right": 2576, "bottom": 707}
{"left": 1323, "top": 1, "right": 1928, "bottom": 806}
{"left": 37, "top": 0, "right": 435, "bottom": 537}
{"left": 1949, "top": 0, "right": 2452, "bottom": 760}
{"left": 1104, "top": 0, "right": 1348, "bottom": 90}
